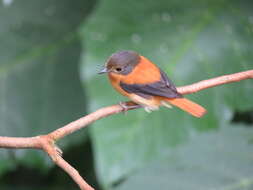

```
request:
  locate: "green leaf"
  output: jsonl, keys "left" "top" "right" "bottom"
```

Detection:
{"left": 115, "top": 125, "right": 253, "bottom": 190}
{"left": 81, "top": 0, "right": 253, "bottom": 188}
{"left": 0, "top": 0, "right": 93, "bottom": 174}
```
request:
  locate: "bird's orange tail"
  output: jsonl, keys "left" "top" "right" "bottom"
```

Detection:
{"left": 165, "top": 98, "right": 206, "bottom": 118}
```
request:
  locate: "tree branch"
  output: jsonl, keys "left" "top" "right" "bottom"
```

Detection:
{"left": 0, "top": 69, "right": 252, "bottom": 190}
{"left": 177, "top": 70, "right": 253, "bottom": 94}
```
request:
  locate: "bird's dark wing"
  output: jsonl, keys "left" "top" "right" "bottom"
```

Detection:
{"left": 120, "top": 69, "right": 182, "bottom": 99}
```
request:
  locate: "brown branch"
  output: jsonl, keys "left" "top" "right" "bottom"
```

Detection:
{"left": 56, "top": 157, "right": 93, "bottom": 190}
{"left": 49, "top": 104, "right": 123, "bottom": 141}
{"left": 0, "top": 136, "right": 41, "bottom": 149}
{"left": 177, "top": 70, "right": 253, "bottom": 94}
{"left": 0, "top": 69, "right": 252, "bottom": 190}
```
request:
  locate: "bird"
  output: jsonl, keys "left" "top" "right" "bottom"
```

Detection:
{"left": 99, "top": 50, "right": 206, "bottom": 118}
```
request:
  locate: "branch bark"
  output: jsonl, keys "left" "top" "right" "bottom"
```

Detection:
{"left": 0, "top": 69, "right": 252, "bottom": 190}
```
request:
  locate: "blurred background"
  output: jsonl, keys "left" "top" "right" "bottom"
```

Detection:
{"left": 0, "top": 0, "right": 253, "bottom": 190}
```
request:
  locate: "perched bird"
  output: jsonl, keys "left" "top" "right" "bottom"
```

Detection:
{"left": 99, "top": 50, "right": 206, "bottom": 118}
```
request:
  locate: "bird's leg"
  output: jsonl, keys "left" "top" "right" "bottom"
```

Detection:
{"left": 119, "top": 101, "right": 142, "bottom": 113}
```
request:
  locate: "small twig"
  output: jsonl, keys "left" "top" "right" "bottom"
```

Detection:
{"left": 0, "top": 69, "right": 252, "bottom": 190}
{"left": 177, "top": 70, "right": 253, "bottom": 94}
{"left": 55, "top": 156, "right": 94, "bottom": 190}
{"left": 49, "top": 104, "right": 123, "bottom": 141}
{"left": 0, "top": 136, "right": 41, "bottom": 149}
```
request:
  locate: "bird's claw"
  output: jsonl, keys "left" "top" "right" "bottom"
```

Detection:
{"left": 119, "top": 102, "right": 129, "bottom": 114}
{"left": 119, "top": 101, "right": 142, "bottom": 114}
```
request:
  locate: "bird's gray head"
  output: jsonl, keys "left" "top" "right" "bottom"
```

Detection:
{"left": 99, "top": 50, "right": 140, "bottom": 75}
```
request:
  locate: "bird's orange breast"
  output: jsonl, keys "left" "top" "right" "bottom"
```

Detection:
{"left": 108, "top": 73, "right": 130, "bottom": 97}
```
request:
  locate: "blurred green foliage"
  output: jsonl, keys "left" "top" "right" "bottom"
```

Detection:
{"left": 0, "top": 0, "right": 253, "bottom": 190}
{"left": 0, "top": 0, "right": 96, "bottom": 188}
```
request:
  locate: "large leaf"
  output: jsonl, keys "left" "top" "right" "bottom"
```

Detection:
{"left": 81, "top": 0, "right": 253, "bottom": 188}
{"left": 115, "top": 124, "right": 253, "bottom": 190}
{"left": 0, "top": 0, "right": 94, "bottom": 174}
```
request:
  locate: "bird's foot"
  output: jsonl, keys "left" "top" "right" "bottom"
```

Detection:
{"left": 119, "top": 101, "right": 142, "bottom": 114}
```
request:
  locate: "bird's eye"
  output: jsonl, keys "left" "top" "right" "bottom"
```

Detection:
{"left": 115, "top": 67, "right": 122, "bottom": 72}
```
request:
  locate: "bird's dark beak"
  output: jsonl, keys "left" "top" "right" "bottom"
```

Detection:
{"left": 98, "top": 67, "right": 108, "bottom": 74}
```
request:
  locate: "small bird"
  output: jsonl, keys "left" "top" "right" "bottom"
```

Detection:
{"left": 99, "top": 50, "right": 206, "bottom": 118}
